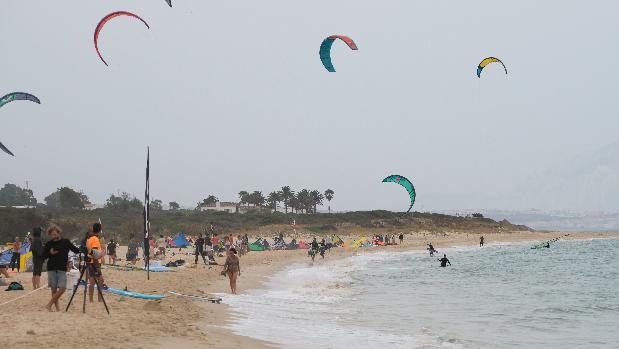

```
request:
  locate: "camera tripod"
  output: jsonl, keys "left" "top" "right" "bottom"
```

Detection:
{"left": 65, "top": 253, "right": 110, "bottom": 315}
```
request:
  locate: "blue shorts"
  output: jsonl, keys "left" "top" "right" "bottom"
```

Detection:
{"left": 48, "top": 270, "right": 67, "bottom": 289}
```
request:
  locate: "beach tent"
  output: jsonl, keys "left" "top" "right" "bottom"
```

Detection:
{"left": 0, "top": 242, "right": 32, "bottom": 271}
{"left": 171, "top": 233, "right": 191, "bottom": 248}
{"left": 248, "top": 238, "right": 268, "bottom": 251}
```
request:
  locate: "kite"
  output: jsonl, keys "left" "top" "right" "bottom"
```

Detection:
{"left": 319, "top": 35, "right": 358, "bottom": 72}
{"left": 477, "top": 57, "right": 507, "bottom": 78}
{"left": 94, "top": 11, "right": 150, "bottom": 66}
{"left": 382, "top": 175, "right": 416, "bottom": 213}
{"left": 165, "top": 0, "right": 172, "bottom": 7}
{"left": 0, "top": 92, "right": 41, "bottom": 109}
{"left": 0, "top": 142, "right": 14, "bottom": 156}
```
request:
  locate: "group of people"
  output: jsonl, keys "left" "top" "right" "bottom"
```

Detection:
{"left": 0, "top": 223, "right": 107, "bottom": 311}
{"left": 372, "top": 233, "right": 404, "bottom": 245}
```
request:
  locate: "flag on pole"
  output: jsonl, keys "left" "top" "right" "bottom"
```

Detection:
{"left": 143, "top": 147, "right": 150, "bottom": 280}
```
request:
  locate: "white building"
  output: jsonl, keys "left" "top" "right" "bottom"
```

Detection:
{"left": 199, "top": 202, "right": 238, "bottom": 213}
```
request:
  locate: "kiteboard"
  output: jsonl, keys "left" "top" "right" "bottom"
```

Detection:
{"left": 169, "top": 291, "right": 222, "bottom": 304}
{"left": 104, "top": 287, "right": 165, "bottom": 300}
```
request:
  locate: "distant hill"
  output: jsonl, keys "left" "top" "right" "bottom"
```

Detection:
{"left": 516, "top": 142, "right": 619, "bottom": 212}
{"left": 0, "top": 207, "right": 531, "bottom": 244}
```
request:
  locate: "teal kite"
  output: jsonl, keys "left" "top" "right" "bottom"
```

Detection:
{"left": 0, "top": 92, "right": 41, "bottom": 109}
{"left": 382, "top": 175, "right": 416, "bottom": 213}
{"left": 319, "top": 35, "right": 358, "bottom": 72}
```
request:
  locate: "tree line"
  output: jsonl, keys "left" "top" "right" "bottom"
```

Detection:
{"left": 0, "top": 183, "right": 335, "bottom": 214}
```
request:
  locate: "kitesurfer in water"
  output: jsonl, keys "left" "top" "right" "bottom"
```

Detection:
{"left": 428, "top": 243, "right": 437, "bottom": 256}
{"left": 438, "top": 254, "right": 451, "bottom": 267}
{"left": 480, "top": 236, "right": 484, "bottom": 247}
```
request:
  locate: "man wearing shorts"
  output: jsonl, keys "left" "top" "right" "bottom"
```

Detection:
{"left": 43, "top": 226, "right": 80, "bottom": 311}
{"left": 86, "top": 223, "right": 105, "bottom": 303}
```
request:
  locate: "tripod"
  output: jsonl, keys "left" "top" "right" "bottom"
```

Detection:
{"left": 65, "top": 253, "right": 110, "bottom": 315}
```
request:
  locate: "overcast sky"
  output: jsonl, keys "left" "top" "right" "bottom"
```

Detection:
{"left": 2, "top": 1, "right": 619, "bottom": 212}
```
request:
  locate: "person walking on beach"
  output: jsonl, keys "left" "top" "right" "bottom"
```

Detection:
{"left": 194, "top": 234, "right": 207, "bottom": 265}
{"left": 480, "top": 236, "right": 484, "bottom": 247}
{"left": 399, "top": 233, "right": 404, "bottom": 245}
{"left": 127, "top": 236, "right": 139, "bottom": 265}
{"left": 43, "top": 226, "right": 80, "bottom": 311}
{"left": 107, "top": 239, "right": 117, "bottom": 265}
{"left": 224, "top": 248, "right": 240, "bottom": 294}
{"left": 86, "top": 223, "right": 105, "bottom": 303}
{"left": 438, "top": 254, "right": 451, "bottom": 267}
{"left": 9, "top": 237, "right": 21, "bottom": 272}
{"left": 30, "top": 227, "right": 44, "bottom": 289}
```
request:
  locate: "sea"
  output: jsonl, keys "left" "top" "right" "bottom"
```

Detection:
{"left": 220, "top": 238, "right": 619, "bottom": 349}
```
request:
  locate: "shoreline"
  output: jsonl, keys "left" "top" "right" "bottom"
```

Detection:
{"left": 0, "top": 231, "right": 615, "bottom": 349}
{"left": 187, "top": 231, "right": 616, "bottom": 349}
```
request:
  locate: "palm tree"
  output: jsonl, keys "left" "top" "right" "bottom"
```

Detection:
{"left": 267, "top": 191, "right": 281, "bottom": 212}
{"left": 310, "top": 190, "right": 324, "bottom": 214}
{"left": 238, "top": 191, "right": 249, "bottom": 207}
{"left": 324, "top": 189, "right": 334, "bottom": 213}
{"left": 251, "top": 191, "right": 265, "bottom": 207}
{"left": 296, "top": 189, "right": 311, "bottom": 214}
{"left": 280, "top": 186, "right": 294, "bottom": 214}
{"left": 288, "top": 195, "right": 300, "bottom": 214}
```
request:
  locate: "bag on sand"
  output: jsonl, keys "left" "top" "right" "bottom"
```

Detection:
{"left": 5, "top": 281, "right": 24, "bottom": 291}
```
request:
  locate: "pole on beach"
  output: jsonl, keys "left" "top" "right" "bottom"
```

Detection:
{"left": 143, "top": 147, "right": 150, "bottom": 280}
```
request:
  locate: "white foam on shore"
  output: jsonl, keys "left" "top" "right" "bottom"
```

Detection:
{"left": 218, "top": 250, "right": 461, "bottom": 349}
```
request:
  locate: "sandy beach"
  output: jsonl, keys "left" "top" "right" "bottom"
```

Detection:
{"left": 0, "top": 230, "right": 613, "bottom": 349}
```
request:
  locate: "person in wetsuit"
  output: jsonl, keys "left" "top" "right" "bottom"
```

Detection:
{"left": 194, "top": 234, "right": 207, "bottom": 265}
{"left": 428, "top": 243, "right": 436, "bottom": 256}
{"left": 480, "top": 236, "right": 484, "bottom": 247}
{"left": 438, "top": 254, "right": 451, "bottom": 267}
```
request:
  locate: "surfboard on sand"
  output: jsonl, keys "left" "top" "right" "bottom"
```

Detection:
{"left": 169, "top": 291, "right": 222, "bottom": 304}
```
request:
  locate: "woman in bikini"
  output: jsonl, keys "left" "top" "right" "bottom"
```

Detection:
{"left": 224, "top": 248, "right": 241, "bottom": 294}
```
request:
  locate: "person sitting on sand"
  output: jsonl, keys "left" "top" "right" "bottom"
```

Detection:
{"left": 43, "top": 226, "right": 81, "bottom": 311}
{"left": 0, "top": 264, "right": 9, "bottom": 279}
{"left": 223, "top": 248, "right": 240, "bottom": 294}
{"left": 438, "top": 254, "right": 451, "bottom": 267}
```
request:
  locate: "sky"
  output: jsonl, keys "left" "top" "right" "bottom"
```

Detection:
{"left": 2, "top": 1, "right": 619, "bottom": 212}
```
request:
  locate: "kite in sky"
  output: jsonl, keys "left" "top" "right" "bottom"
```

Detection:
{"left": 94, "top": 11, "right": 150, "bottom": 66}
{"left": 0, "top": 92, "right": 41, "bottom": 109}
{"left": 165, "top": 0, "right": 172, "bottom": 7}
{"left": 0, "top": 92, "right": 41, "bottom": 156}
{"left": 0, "top": 142, "right": 14, "bottom": 156}
{"left": 319, "top": 35, "right": 358, "bottom": 72}
{"left": 382, "top": 175, "right": 416, "bottom": 213}
{"left": 477, "top": 57, "right": 507, "bottom": 78}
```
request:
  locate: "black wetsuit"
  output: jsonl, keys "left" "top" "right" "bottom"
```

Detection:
{"left": 439, "top": 257, "right": 450, "bottom": 267}
{"left": 195, "top": 237, "right": 206, "bottom": 264}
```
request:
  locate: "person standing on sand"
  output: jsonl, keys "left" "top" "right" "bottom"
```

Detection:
{"left": 43, "top": 226, "right": 80, "bottom": 311}
{"left": 194, "top": 234, "right": 206, "bottom": 265}
{"left": 107, "top": 239, "right": 117, "bottom": 265}
{"left": 30, "top": 227, "right": 44, "bottom": 289}
{"left": 480, "top": 236, "right": 484, "bottom": 247}
{"left": 399, "top": 233, "right": 404, "bottom": 245}
{"left": 127, "top": 237, "right": 139, "bottom": 265}
{"left": 224, "top": 248, "right": 240, "bottom": 294}
{"left": 9, "top": 237, "right": 21, "bottom": 272}
{"left": 86, "top": 223, "right": 105, "bottom": 303}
